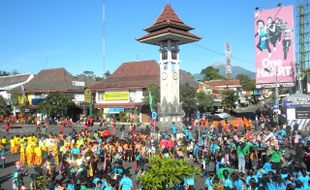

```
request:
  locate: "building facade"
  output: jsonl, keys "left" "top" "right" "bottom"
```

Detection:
{"left": 91, "top": 60, "right": 159, "bottom": 122}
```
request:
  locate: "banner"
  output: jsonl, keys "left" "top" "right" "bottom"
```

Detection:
{"left": 284, "top": 97, "right": 310, "bottom": 108}
{"left": 104, "top": 108, "right": 125, "bottom": 114}
{"left": 84, "top": 89, "right": 92, "bottom": 103}
{"left": 104, "top": 91, "right": 129, "bottom": 101}
{"left": 255, "top": 5, "right": 295, "bottom": 86}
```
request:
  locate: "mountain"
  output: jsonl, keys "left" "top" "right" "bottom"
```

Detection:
{"left": 193, "top": 73, "right": 204, "bottom": 82}
{"left": 193, "top": 63, "right": 256, "bottom": 81}
{"left": 180, "top": 70, "right": 199, "bottom": 88}
{"left": 215, "top": 64, "right": 255, "bottom": 79}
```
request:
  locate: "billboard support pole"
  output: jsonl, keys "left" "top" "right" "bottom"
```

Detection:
{"left": 275, "top": 67, "right": 279, "bottom": 125}
{"left": 89, "top": 96, "right": 93, "bottom": 117}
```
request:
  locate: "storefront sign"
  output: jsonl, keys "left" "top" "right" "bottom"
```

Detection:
{"left": 284, "top": 97, "right": 310, "bottom": 108}
{"left": 296, "top": 107, "right": 310, "bottom": 119}
{"left": 84, "top": 89, "right": 92, "bottom": 103}
{"left": 104, "top": 91, "right": 129, "bottom": 101}
{"left": 104, "top": 108, "right": 125, "bottom": 114}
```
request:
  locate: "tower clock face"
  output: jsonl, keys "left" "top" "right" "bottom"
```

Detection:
{"left": 162, "top": 72, "right": 167, "bottom": 80}
{"left": 173, "top": 72, "right": 178, "bottom": 80}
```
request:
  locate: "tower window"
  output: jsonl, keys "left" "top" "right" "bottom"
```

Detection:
{"left": 172, "top": 51, "right": 177, "bottom": 60}
{"left": 162, "top": 51, "right": 168, "bottom": 60}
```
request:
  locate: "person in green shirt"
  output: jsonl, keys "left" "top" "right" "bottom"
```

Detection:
{"left": 237, "top": 143, "right": 246, "bottom": 173}
{"left": 267, "top": 145, "right": 285, "bottom": 172}
{"left": 41, "top": 125, "right": 47, "bottom": 136}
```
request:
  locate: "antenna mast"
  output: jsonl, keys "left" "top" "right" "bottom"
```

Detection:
{"left": 225, "top": 42, "right": 232, "bottom": 79}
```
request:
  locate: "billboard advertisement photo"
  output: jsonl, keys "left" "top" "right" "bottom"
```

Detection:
{"left": 255, "top": 5, "right": 295, "bottom": 87}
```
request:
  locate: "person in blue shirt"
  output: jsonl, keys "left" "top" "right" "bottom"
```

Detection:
{"left": 94, "top": 180, "right": 104, "bottom": 190}
{"left": 164, "top": 131, "right": 169, "bottom": 140}
{"left": 246, "top": 170, "right": 258, "bottom": 185}
{"left": 71, "top": 145, "right": 80, "bottom": 160}
{"left": 294, "top": 180, "right": 304, "bottom": 190}
{"left": 232, "top": 172, "right": 244, "bottom": 190}
{"left": 119, "top": 171, "right": 133, "bottom": 190}
{"left": 65, "top": 179, "right": 75, "bottom": 190}
{"left": 274, "top": 175, "right": 286, "bottom": 190}
{"left": 93, "top": 177, "right": 106, "bottom": 190}
{"left": 297, "top": 170, "right": 309, "bottom": 190}
{"left": 104, "top": 177, "right": 113, "bottom": 190}
{"left": 170, "top": 122, "right": 177, "bottom": 140}
{"left": 262, "top": 160, "right": 272, "bottom": 174}
{"left": 205, "top": 172, "right": 214, "bottom": 190}
{"left": 193, "top": 142, "right": 200, "bottom": 162}
{"left": 246, "top": 178, "right": 258, "bottom": 190}
{"left": 184, "top": 174, "right": 195, "bottom": 190}
{"left": 0, "top": 144, "right": 5, "bottom": 168}
{"left": 222, "top": 170, "right": 233, "bottom": 190}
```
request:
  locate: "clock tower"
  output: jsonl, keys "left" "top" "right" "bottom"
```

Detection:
{"left": 138, "top": 3, "right": 201, "bottom": 122}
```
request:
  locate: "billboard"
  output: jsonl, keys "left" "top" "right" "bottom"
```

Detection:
{"left": 255, "top": 5, "right": 295, "bottom": 87}
{"left": 104, "top": 91, "right": 129, "bottom": 101}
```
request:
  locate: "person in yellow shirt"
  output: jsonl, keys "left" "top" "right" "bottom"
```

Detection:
{"left": 20, "top": 143, "right": 26, "bottom": 166}
{"left": 10, "top": 137, "right": 16, "bottom": 154}
{"left": 34, "top": 146, "right": 42, "bottom": 166}
{"left": 25, "top": 143, "right": 32, "bottom": 166}
{"left": 52, "top": 146, "right": 59, "bottom": 165}
{"left": 26, "top": 143, "right": 35, "bottom": 166}
{"left": 1, "top": 136, "right": 7, "bottom": 147}
{"left": 15, "top": 136, "right": 21, "bottom": 154}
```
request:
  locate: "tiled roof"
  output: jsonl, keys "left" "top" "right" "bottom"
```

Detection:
{"left": 138, "top": 3, "right": 200, "bottom": 45}
{"left": 91, "top": 60, "right": 160, "bottom": 90}
{"left": 11, "top": 68, "right": 86, "bottom": 93}
{"left": 204, "top": 80, "right": 241, "bottom": 87}
{"left": 137, "top": 27, "right": 201, "bottom": 42}
{"left": 0, "top": 74, "right": 33, "bottom": 89}
{"left": 91, "top": 60, "right": 198, "bottom": 90}
{"left": 145, "top": 3, "right": 193, "bottom": 32}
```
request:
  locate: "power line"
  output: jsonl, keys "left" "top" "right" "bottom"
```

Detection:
{"left": 192, "top": 43, "right": 254, "bottom": 64}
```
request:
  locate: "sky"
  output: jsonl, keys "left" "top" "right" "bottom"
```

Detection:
{"left": 0, "top": 0, "right": 296, "bottom": 76}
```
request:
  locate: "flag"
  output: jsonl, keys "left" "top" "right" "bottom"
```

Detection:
{"left": 148, "top": 89, "right": 153, "bottom": 112}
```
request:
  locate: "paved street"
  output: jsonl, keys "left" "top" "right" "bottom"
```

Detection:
{"left": 0, "top": 124, "right": 206, "bottom": 189}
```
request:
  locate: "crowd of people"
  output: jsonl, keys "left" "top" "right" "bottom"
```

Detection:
{"left": 0, "top": 112, "right": 309, "bottom": 190}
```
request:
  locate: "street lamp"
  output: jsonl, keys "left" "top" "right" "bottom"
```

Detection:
{"left": 264, "top": 67, "right": 279, "bottom": 125}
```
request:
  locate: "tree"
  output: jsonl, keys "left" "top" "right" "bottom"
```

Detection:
{"left": 11, "top": 69, "right": 19, "bottom": 75}
{"left": 236, "top": 74, "right": 256, "bottom": 91}
{"left": 0, "top": 96, "right": 10, "bottom": 117}
{"left": 221, "top": 90, "right": 238, "bottom": 111}
{"left": 180, "top": 83, "right": 197, "bottom": 117}
{"left": 104, "top": 70, "right": 111, "bottom": 79}
{"left": 0, "top": 70, "right": 19, "bottom": 76}
{"left": 37, "top": 92, "right": 78, "bottom": 117}
{"left": 82, "top": 70, "right": 95, "bottom": 78}
{"left": 138, "top": 156, "right": 200, "bottom": 190}
{"left": 201, "top": 66, "right": 225, "bottom": 81}
{"left": 197, "top": 91, "right": 214, "bottom": 112}
{"left": 143, "top": 83, "right": 160, "bottom": 111}
{"left": 75, "top": 70, "right": 95, "bottom": 79}
{"left": 0, "top": 70, "right": 10, "bottom": 76}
